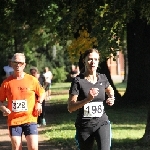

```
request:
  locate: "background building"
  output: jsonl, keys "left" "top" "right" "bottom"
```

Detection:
{"left": 107, "top": 51, "right": 125, "bottom": 82}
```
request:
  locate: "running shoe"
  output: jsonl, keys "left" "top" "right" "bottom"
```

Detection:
{"left": 37, "top": 124, "right": 41, "bottom": 127}
{"left": 41, "top": 118, "right": 46, "bottom": 125}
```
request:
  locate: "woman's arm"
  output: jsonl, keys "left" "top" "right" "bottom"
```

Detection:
{"left": 105, "top": 85, "right": 115, "bottom": 106}
{"left": 68, "top": 88, "right": 99, "bottom": 113}
{"left": 105, "top": 85, "right": 114, "bottom": 98}
{"left": 67, "top": 95, "right": 91, "bottom": 113}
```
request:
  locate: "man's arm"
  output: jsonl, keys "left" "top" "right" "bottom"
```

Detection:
{"left": 0, "top": 101, "right": 11, "bottom": 116}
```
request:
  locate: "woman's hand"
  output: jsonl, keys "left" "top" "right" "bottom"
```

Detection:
{"left": 87, "top": 88, "right": 99, "bottom": 101}
{"left": 106, "top": 97, "right": 115, "bottom": 106}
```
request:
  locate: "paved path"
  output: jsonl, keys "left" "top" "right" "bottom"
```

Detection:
{"left": 0, "top": 101, "right": 60, "bottom": 150}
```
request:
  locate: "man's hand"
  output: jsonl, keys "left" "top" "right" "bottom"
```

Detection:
{"left": 1, "top": 106, "right": 11, "bottom": 116}
{"left": 34, "top": 102, "right": 42, "bottom": 116}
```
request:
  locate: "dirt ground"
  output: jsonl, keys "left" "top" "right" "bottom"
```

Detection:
{"left": 0, "top": 101, "right": 60, "bottom": 150}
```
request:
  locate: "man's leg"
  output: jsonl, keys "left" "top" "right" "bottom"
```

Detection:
{"left": 10, "top": 136, "right": 22, "bottom": 150}
{"left": 48, "top": 84, "right": 51, "bottom": 99}
{"left": 9, "top": 125, "right": 23, "bottom": 150}
{"left": 37, "top": 115, "right": 42, "bottom": 127}
{"left": 41, "top": 100, "right": 46, "bottom": 125}
{"left": 45, "top": 83, "right": 51, "bottom": 100}
{"left": 24, "top": 123, "right": 38, "bottom": 150}
{"left": 26, "top": 135, "right": 38, "bottom": 150}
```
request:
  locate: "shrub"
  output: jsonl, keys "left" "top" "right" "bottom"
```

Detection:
{"left": 52, "top": 66, "right": 68, "bottom": 83}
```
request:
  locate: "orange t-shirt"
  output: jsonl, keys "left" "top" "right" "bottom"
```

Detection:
{"left": 0, "top": 73, "right": 45, "bottom": 126}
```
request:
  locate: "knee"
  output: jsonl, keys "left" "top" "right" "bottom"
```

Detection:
{"left": 11, "top": 139, "right": 22, "bottom": 150}
{"left": 29, "top": 144, "right": 38, "bottom": 150}
{"left": 11, "top": 144, "right": 22, "bottom": 150}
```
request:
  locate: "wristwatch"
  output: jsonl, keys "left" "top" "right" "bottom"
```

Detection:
{"left": 37, "top": 101, "right": 42, "bottom": 104}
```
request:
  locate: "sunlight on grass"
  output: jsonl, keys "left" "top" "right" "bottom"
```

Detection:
{"left": 45, "top": 124, "right": 75, "bottom": 140}
{"left": 43, "top": 82, "right": 150, "bottom": 149}
{"left": 50, "top": 94, "right": 68, "bottom": 104}
{"left": 51, "top": 82, "right": 71, "bottom": 89}
{"left": 112, "top": 124, "right": 145, "bottom": 140}
{"left": 51, "top": 82, "right": 127, "bottom": 94}
{"left": 114, "top": 82, "right": 127, "bottom": 91}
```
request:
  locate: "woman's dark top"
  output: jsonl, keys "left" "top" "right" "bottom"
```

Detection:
{"left": 69, "top": 73, "right": 110, "bottom": 140}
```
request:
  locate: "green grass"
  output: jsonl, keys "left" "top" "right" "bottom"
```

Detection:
{"left": 51, "top": 82, "right": 71, "bottom": 88}
{"left": 44, "top": 99, "right": 149, "bottom": 150}
{"left": 51, "top": 82, "right": 127, "bottom": 95}
{"left": 114, "top": 82, "right": 127, "bottom": 91}
{"left": 50, "top": 94, "right": 69, "bottom": 104}
{"left": 43, "top": 86, "right": 150, "bottom": 150}
{"left": 43, "top": 82, "right": 150, "bottom": 149}
{"left": 51, "top": 82, "right": 71, "bottom": 94}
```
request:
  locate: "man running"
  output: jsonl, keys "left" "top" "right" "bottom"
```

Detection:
{"left": 0, "top": 53, "right": 45, "bottom": 150}
{"left": 43, "top": 67, "right": 53, "bottom": 100}
{"left": 30, "top": 66, "right": 46, "bottom": 127}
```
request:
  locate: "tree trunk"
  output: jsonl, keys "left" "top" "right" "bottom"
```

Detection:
{"left": 123, "top": 13, "right": 150, "bottom": 143}
{"left": 123, "top": 16, "right": 150, "bottom": 105}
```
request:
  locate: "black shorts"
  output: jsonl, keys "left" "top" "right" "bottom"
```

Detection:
{"left": 45, "top": 83, "right": 51, "bottom": 91}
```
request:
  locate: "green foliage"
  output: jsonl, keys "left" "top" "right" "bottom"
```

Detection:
{"left": 1, "top": 0, "right": 150, "bottom": 78}
{"left": 52, "top": 67, "right": 68, "bottom": 83}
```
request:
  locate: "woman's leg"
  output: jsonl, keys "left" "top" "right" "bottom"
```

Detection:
{"left": 94, "top": 121, "right": 111, "bottom": 150}
{"left": 75, "top": 130, "right": 95, "bottom": 150}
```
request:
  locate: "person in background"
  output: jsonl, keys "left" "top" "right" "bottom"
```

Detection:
{"left": 70, "top": 65, "right": 78, "bottom": 79}
{"left": 3, "top": 55, "right": 14, "bottom": 79}
{"left": 70, "top": 65, "right": 80, "bottom": 81}
{"left": 68, "top": 48, "right": 115, "bottom": 150}
{"left": 30, "top": 66, "right": 46, "bottom": 127}
{"left": 43, "top": 67, "right": 53, "bottom": 100}
{"left": 0, "top": 53, "right": 45, "bottom": 150}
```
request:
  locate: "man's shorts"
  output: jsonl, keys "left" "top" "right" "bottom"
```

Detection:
{"left": 45, "top": 83, "right": 51, "bottom": 91}
{"left": 9, "top": 122, "right": 38, "bottom": 137}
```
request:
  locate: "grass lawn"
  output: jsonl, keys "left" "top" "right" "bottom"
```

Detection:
{"left": 51, "top": 81, "right": 127, "bottom": 96}
{"left": 43, "top": 82, "right": 150, "bottom": 149}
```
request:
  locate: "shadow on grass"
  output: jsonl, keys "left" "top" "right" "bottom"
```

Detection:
{"left": 111, "top": 138, "right": 150, "bottom": 150}
{"left": 42, "top": 103, "right": 150, "bottom": 150}
{"left": 0, "top": 140, "right": 61, "bottom": 150}
{"left": 45, "top": 103, "right": 148, "bottom": 125}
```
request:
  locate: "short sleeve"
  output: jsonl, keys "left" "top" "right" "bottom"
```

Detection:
{"left": 69, "top": 77, "right": 80, "bottom": 95}
{"left": 103, "top": 74, "right": 110, "bottom": 88}
{"left": 0, "top": 82, "right": 7, "bottom": 102}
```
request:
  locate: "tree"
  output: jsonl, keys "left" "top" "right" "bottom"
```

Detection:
{"left": 58, "top": 0, "right": 150, "bottom": 143}
{"left": 2, "top": 1, "right": 150, "bottom": 142}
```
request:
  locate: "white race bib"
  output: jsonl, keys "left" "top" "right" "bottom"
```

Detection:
{"left": 84, "top": 102, "right": 104, "bottom": 117}
{"left": 12, "top": 100, "right": 28, "bottom": 112}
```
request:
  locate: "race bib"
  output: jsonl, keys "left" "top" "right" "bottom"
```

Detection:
{"left": 84, "top": 102, "right": 104, "bottom": 117}
{"left": 12, "top": 100, "right": 28, "bottom": 112}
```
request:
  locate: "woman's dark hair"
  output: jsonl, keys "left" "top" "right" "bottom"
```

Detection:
{"left": 82, "top": 48, "right": 100, "bottom": 59}
{"left": 78, "top": 48, "right": 100, "bottom": 73}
